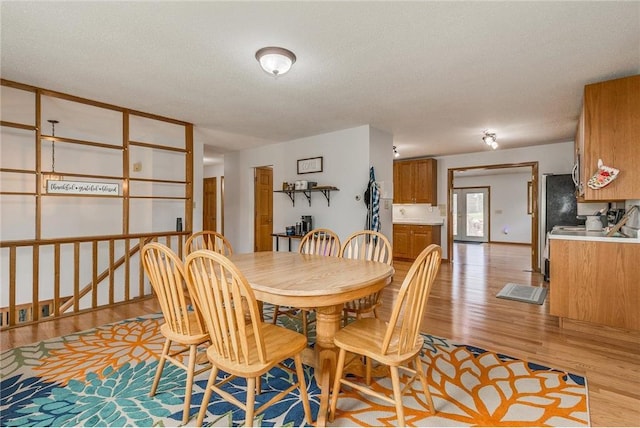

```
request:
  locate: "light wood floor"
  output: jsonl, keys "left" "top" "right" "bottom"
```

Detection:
{"left": 1, "top": 243, "right": 639, "bottom": 426}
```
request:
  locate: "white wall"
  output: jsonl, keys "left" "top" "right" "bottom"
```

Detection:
{"left": 223, "top": 125, "right": 393, "bottom": 253}
{"left": 204, "top": 164, "right": 224, "bottom": 178}
{"left": 455, "top": 172, "right": 532, "bottom": 243}
{"left": 437, "top": 141, "right": 575, "bottom": 263}
{"left": 369, "top": 127, "right": 394, "bottom": 239}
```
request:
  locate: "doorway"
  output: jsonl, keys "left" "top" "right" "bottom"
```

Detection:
{"left": 254, "top": 166, "right": 273, "bottom": 252}
{"left": 453, "top": 187, "right": 489, "bottom": 243}
{"left": 447, "top": 162, "right": 539, "bottom": 271}
{"left": 203, "top": 177, "right": 217, "bottom": 231}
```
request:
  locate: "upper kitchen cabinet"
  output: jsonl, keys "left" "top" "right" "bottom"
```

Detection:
{"left": 577, "top": 75, "right": 640, "bottom": 201}
{"left": 393, "top": 158, "right": 437, "bottom": 204}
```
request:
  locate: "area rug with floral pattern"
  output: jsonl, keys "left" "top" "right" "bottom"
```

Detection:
{"left": 0, "top": 309, "right": 589, "bottom": 427}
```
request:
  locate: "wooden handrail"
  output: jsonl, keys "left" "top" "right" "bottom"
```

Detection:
{"left": 0, "top": 231, "right": 189, "bottom": 248}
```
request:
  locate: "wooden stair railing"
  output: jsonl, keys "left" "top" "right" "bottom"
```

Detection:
{"left": 0, "top": 231, "right": 188, "bottom": 329}
{"left": 57, "top": 236, "right": 156, "bottom": 315}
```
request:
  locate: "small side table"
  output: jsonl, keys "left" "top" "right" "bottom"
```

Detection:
{"left": 271, "top": 233, "right": 304, "bottom": 252}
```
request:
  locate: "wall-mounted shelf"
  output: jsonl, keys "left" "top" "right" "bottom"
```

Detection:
{"left": 274, "top": 186, "right": 339, "bottom": 207}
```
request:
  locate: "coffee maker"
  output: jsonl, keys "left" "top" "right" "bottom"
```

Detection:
{"left": 301, "top": 215, "right": 313, "bottom": 234}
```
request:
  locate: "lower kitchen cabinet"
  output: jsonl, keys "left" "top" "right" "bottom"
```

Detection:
{"left": 549, "top": 238, "right": 640, "bottom": 330}
{"left": 393, "top": 224, "right": 441, "bottom": 260}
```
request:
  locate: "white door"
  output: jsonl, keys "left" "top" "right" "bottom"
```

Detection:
{"left": 453, "top": 188, "right": 489, "bottom": 242}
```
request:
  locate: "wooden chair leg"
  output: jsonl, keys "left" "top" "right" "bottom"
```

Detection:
{"left": 302, "top": 310, "right": 308, "bottom": 337}
{"left": 415, "top": 355, "right": 435, "bottom": 413}
{"left": 329, "top": 348, "right": 347, "bottom": 422}
{"left": 390, "top": 366, "right": 405, "bottom": 426}
{"left": 246, "top": 377, "right": 256, "bottom": 426}
{"left": 150, "top": 338, "right": 171, "bottom": 396}
{"left": 294, "top": 353, "right": 313, "bottom": 424}
{"left": 365, "top": 356, "right": 372, "bottom": 385}
{"left": 197, "top": 367, "right": 218, "bottom": 426}
{"left": 271, "top": 305, "right": 280, "bottom": 324}
{"left": 181, "top": 344, "right": 197, "bottom": 424}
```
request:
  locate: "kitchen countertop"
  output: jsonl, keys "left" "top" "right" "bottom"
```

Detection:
{"left": 549, "top": 228, "right": 640, "bottom": 243}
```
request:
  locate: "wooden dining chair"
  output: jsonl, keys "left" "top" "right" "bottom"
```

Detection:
{"left": 141, "top": 242, "right": 211, "bottom": 425}
{"left": 184, "top": 249, "right": 313, "bottom": 426}
{"left": 340, "top": 230, "right": 393, "bottom": 326}
{"left": 329, "top": 244, "right": 442, "bottom": 426}
{"left": 185, "top": 230, "right": 233, "bottom": 255}
{"left": 271, "top": 228, "right": 341, "bottom": 337}
{"left": 339, "top": 230, "right": 393, "bottom": 384}
{"left": 184, "top": 230, "right": 266, "bottom": 322}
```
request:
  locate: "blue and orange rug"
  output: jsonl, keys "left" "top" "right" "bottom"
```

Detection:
{"left": 1, "top": 309, "right": 589, "bottom": 426}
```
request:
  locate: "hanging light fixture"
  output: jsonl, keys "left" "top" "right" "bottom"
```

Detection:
{"left": 482, "top": 131, "right": 498, "bottom": 150}
{"left": 255, "top": 47, "right": 296, "bottom": 77}
{"left": 43, "top": 119, "right": 63, "bottom": 189}
{"left": 393, "top": 146, "right": 400, "bottom": 158}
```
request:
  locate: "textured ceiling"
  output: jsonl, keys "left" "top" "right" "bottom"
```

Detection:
{"left": 2, "top": 2, "right": 639, "bottom": 165}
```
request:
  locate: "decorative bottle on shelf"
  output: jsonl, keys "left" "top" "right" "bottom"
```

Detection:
{"left": 295, "top": 222, "right": 302, "bottom": 235}
{"left": 176, "top": 217, "right": 183, "bottom": 232}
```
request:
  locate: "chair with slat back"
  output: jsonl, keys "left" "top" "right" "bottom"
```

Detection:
{"left": 184, "top": 249, "right": 313, "bottom": 426}
{"left": 141, "top": 242, "right": 211, "bottom": 425}
{"left": 185, "top": 230, "right": 233, "bottom": 255}
{"left": 184, "top": 230, "right": 266, "bottom": 323}
{"left": 271, "top": 228, "right": 341, "bottom": 337}
{"left": 340, "top": 230, "right": 393, "bottom": 325}
{"left": 339, "top": 230, "right": 393, "bottom": 384}
{"left": 329, "top": 244, "right": 442, "bottom": 426}
{"left": 298, "top": 228, "right": 341, "bottom": 257}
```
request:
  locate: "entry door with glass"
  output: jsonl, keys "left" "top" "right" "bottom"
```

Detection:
{"left": 453, "top": 187, "right": 489, "bottom": 242}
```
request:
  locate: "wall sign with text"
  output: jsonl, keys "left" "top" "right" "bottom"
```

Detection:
{"left": 46, "top": 180, "right": 120, "bottom": 196}
{"left": 297, "top": 156, "right": 323, "bottom": 174}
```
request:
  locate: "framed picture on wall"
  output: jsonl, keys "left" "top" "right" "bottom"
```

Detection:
{"left": 297, "top": 156, "right": 323, "bottom": 174}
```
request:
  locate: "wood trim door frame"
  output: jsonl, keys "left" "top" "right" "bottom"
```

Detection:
{"left": 447, "top": 161, "right": 539, "bottom": 271}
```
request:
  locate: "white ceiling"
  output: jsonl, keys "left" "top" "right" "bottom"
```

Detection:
{"left": 2, "top": 2, "right": 638, "bottom": 166}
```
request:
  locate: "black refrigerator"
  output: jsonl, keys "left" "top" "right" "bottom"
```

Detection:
{"left": 543, "top": 174, "right": 579, "bottom": 281}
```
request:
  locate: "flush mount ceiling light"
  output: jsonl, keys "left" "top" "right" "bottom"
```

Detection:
{"left": 393, "top": 146, "right": 400, "bottom": 158}
{"left": 255, "top": 46, "right": 296, "bottom": 77}
{"left": 482, "top": 131, "right": 498, "bottom": 150}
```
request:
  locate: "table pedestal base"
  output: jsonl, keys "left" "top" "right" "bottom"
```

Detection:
{"left": 312, "top": 304, "right": 342, "bottom": 426}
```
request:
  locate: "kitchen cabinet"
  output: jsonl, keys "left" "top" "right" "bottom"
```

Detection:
{"left": 575, "top": 74, "right": 640, "bottom": 201}
{"left": 393, "top": 224, "right": 441, "bottom": 260}
{"left": 549, "top": 238, "right": 640, "bottom": 330}
{"left": 393, "top": 158, "right": 437, "bottom": 204}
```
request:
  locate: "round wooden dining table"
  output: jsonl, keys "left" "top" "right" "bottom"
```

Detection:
{"left": 228, "top": 251, "right": 394, "bottom": 426}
